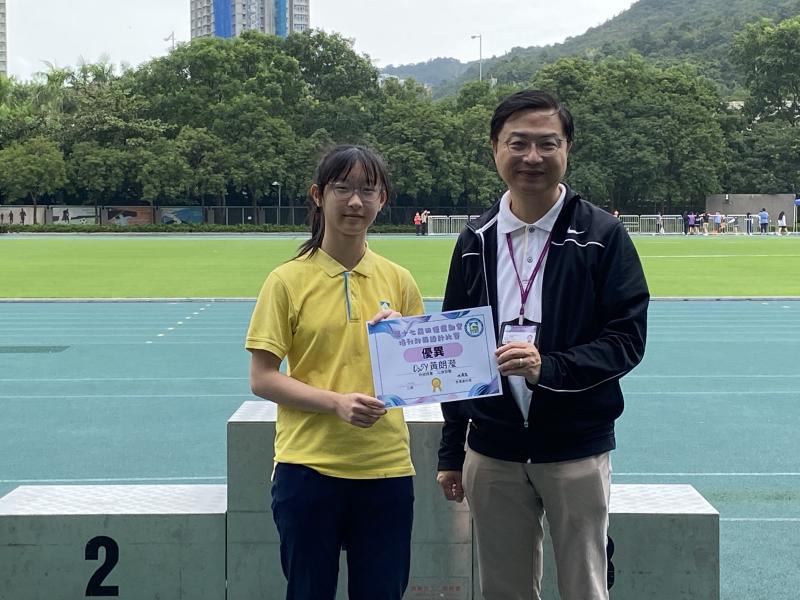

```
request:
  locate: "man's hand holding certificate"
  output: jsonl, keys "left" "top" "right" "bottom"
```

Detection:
{"left": 367, "top": 306, "right": 502, "bottom": 407}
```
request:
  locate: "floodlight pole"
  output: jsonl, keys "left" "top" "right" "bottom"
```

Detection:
{"left": 471, "top": 34, "right": 483, "bottom": 81}
{"left": 272, "top": 181, "right": 282, "bottom": 226}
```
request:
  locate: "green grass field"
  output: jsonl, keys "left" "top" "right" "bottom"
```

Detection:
{"left": 1, "top": 235, "right": 799, "bottom": 298}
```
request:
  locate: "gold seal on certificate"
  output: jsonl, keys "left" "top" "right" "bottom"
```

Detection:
{"left": 366, "top": 306, "right": 502, "bottom": 407}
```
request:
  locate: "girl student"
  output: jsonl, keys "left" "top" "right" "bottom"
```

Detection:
{"left": 777, "top": 211, "right": 788, "bottom": 236}
{"left": 246, "top": 144, "right": 424, "bottom": 600}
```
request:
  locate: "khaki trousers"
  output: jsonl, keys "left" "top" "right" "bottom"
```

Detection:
{"left": 462, "top": 447, "right": 611, "bottom": 600}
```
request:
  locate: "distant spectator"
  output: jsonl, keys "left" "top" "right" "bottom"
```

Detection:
{"left": 0, "top": 212, "right": 4, "bottom": 224}
{"left": 682, "top": 211, "right": 689, "bottom": 235}
{"left": 745, "top": 212, "right": 753, "bottom": 235}
{"left": 713, "top": 211, "right": 721, "bottom": 234}
{"left": 758, "top": 208, "right": 769, "bottom": 234}
{"left": 8, "top": 211, "right": 12, "bottom": 224}
{"left": 700, "top": 212, "right": 709, "bottom": 236}
{"left": 421, "top": 209, "right": 431, "bottom": 235}
{"left": 721, "top": 214, "right": 736, "bottom": 234}
{"left": 612, "top": 209, "right": 620, "bottom": 219}
{"left": 688, "top": 211, "right": 697, "bottom": 235}
{"left": 413, "top": 211, "right": 422, "bottom": 236}
{"left": 19, "top": 208, "right": 26, "bottom": 225}
{"left": 62, "top": 208, "right": 70, "bottom": 223}
{"left": 777, "top": 211, "right": 788, "bottom": 236}
{"left": 656, "top": 211, "right": 665, "bottom": 235}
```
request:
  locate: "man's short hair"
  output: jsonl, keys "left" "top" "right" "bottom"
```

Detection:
{"left": 490, "top": 90, "right": 574, "bottom": 145}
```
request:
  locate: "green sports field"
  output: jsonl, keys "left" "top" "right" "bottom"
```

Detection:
{"left": 1, "top": 234, "right": 799, "bottom": 298}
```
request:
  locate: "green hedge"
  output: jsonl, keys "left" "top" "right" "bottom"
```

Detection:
{"left": 0, "top": 223, "right": 417, "bottom": 234}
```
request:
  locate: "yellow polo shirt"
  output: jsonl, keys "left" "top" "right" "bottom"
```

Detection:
{"left": 246, "top": 247, "right": 424, "bottom": 479}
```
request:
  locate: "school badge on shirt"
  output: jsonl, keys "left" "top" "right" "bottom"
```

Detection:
{"left": 379, "top": 300, "right": 392, "bottom": 311}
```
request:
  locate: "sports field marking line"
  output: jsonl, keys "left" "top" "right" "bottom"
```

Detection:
{"left": 2, "top": 296, "right": 800, "bottom": 302}
{"left": 0, "top": 377, "right": 248, "bottom": 382}
{"left": 1, "top": 375, "right": 796, "bottom": 383}
{"left": 641, "top": 254, "right": 800, "bottom": 258}
{"left": 616, "top": 473, "right": 800, "bottom": 476}
{"left": 13, "top": 375, "right": 790, "bottom": 382}
{"left": 10, "top": 391, "right": 794, "bottom": 399}
{"left": 2, "top": 394, "right": 254, "bottom": 399}
{"left": 39, "top": 342, "right": 240, "bottom": 346}
{"left": 0, "top": 476, "right": 227, "bottom": 484}
{"left": 722, "top": 518, "right": 800, "bottom": 523}
{"left": 4, "top": 474, "right": 797, "bottom": 484}
{"left": 624, "top": 391, "right": 799, "bottom": 395}
{"left": 628, "top": 375, "right": 800, "bottom": 379}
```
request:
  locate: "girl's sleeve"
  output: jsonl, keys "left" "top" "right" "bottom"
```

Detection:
{"left": 245, "top": 272, "right": 296, "bottom": 358}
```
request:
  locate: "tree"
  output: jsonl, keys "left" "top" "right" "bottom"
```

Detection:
{"left": 67, "top": 142, "right": 128, "bottom": 206}
{"left": 282, "top": 30, "right": 379, "bottom": 103}
{"left": 731, "top": 16, "right": 800, "bottom": 124}
{"left": 137, "top": 138, "right": 193, "bottom": 203}
{"left": 723, "top": 119, "right": 800, "bottom": 193}
{"left": 176, "top": 127, "right": 231, "bottom": 206}
{"left": 0, "top": 137, "right": 66, "bottom": 222}
{"left": 533, "top": 54, "right": 727, "bottom": 211}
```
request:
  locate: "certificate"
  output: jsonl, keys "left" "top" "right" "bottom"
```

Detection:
{"left": 367, "top": 306, "right": 502, "bottom": 408}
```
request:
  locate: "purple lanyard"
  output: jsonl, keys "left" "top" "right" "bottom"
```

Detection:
{"left": 506, "top": 229, "right": 553, "bottom": 324}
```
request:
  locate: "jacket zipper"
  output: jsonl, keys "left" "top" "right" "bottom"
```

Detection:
{"left": 475, "top": 221, "right": 533, "bottom": 460}
{"left": 476, "top": 223, "right": 533, "bottom": 439}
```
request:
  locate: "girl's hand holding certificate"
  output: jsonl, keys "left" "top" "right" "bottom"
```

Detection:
{"left": 334, "top": 393, "right": 387, "bottom": 428}
{"left": 333, "top": 309, "right": 406, "bottom": 428}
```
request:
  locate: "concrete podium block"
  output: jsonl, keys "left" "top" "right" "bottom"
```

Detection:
{"left": 0, "top": 484, "right": 227, "bottom": 600}
{"left": 226, "top": 401, "right": 473, "bottom": 600}
{"left": 537, "top": 484, "right": 719, "bottom": 600}
{"left": 227, "top": 400, "right": 277, "bottom": 513}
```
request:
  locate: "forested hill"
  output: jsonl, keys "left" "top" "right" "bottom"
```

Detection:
{"left": 382, "top": 58, "right": 468, "bottom": 86}
{"left": 382, "top": 0, "right": 800, "bottom": 96}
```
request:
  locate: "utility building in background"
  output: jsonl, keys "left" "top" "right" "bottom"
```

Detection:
{"left": 190, "top": 0, "right": 309, "bottom": 40}
{"left": 0, "top": 0, "right": 7, "bottom": 76}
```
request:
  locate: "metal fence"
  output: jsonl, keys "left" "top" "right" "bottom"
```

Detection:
{"left": 428, "top": 215, "right": 482, "bottom": 236}
{"left": 4, "top": 205, "right": 797, "bottom": 234}
{"left": 423, "top": 213, "right": 790, "bottom": 236}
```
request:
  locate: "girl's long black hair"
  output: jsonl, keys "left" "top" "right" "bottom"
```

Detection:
{"left": 295, "top": 144, "right": 392, "bottom": 259}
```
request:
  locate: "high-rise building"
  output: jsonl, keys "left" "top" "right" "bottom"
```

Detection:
{"left": 0, "top": 0, "right": 7, "bottom": 77}
{"left": 190, "top": 0, "right": 309, "bottom": 41}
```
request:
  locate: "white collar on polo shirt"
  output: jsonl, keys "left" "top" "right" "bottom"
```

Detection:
{"left": 497, "top": 184, "right": 566, "bottom": 235}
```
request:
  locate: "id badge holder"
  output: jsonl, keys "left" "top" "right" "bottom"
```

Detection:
{"left": 499, "top": 318, "right": 541, "bottom": 347}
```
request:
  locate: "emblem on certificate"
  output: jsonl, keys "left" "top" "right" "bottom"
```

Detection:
{"left": 367, "top": 306, "right": 502, "bottom": 407}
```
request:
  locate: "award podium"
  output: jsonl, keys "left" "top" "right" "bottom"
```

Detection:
{"left": 0, "top": 401, "right": 719, "bottom": 599}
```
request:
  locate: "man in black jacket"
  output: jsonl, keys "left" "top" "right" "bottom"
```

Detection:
{"left": 436, "top": 90, "right": 649, "bottom": 600}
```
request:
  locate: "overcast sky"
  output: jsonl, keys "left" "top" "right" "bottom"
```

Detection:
{"left": 7, "top": 0, "right": 636, "bottom": 81}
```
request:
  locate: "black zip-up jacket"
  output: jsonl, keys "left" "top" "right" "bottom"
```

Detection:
{"left": 438, "top": 185, "right": 649, "bottom": 469}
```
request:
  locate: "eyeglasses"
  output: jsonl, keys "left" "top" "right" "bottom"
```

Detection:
{"left": 329, "top": 183, "right": 383, "bottom": 202}
{"left": 503, "top": 136, "right": 565, "bottom": 157}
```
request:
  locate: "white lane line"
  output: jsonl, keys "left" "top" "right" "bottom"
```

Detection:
{"left": 624, "top": 391, "right": 799, "bottom": 395}
{"left": 616, "top": 473, "right": 800, "bottom": 477}
{"left": 3, "top": 394, "right": 253, "bottom": 399}
{"left": 0, "top": 476, "right": 226, "bottom": 484}
{"left": 722, "top": 518, "right": 800, "bottom": 523}
{"left": 628, "top": 375, "right": 800, "bottom": 379}
{"left": 641, "top": 254, "right": 800, "bottom": 258}
{"left": 0, "top": 377, "right": 247, "bottom": 382}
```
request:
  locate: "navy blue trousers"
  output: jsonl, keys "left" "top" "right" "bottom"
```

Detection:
{"left": 271, "top": 463, "right": 414, "bottom": 600}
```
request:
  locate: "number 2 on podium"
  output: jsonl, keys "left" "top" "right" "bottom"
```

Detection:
{"left": 85, "top": 536, "right": 119, "bottom": 597}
